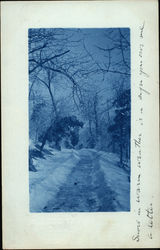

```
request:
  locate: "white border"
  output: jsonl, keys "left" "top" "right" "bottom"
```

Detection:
{"left": 2, "top": 1, "right": 159, "bottom": 248}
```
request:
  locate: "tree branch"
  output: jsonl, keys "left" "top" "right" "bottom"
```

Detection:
{"left": 29, "top": 50, "right": 70, "bottom": 74}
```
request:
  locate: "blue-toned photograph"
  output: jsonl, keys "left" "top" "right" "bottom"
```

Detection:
{"left": 29, "top": 28, "right": 131, "bottom": 212}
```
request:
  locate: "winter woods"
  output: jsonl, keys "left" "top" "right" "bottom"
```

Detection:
{"left": 29, "top": 28, "right": 131, "bottom": 168}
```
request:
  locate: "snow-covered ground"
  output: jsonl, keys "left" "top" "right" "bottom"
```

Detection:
{"left": 29, "top": 147, "right": 130, "bottom": 212}
{"left": 98, "top": 151, "right": 130, "bottom": 211}
{"left": 29, "top": 149, "right": 80, "bottom": 212}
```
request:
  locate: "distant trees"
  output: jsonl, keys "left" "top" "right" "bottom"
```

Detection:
{"left": 70, "top": 127, "right": 79, "bottom": 148}
{"left": 108, "top": 89, "right": 131, "bottom": 166}
{"left": 29, "top": 29, "right": 94, "bottom": 150}
{"left": 94, "top": 28, "right": 131, "bottom": 164}
{"left": 39, "top": 116, "right": 83, "bottom": 151}
{"left": 78, "top": 28, "right": 131, "bottom": 155}
{"left": 29, "top": 95, "right": 52, "bottom": 143}
{"left": 95, "top": 28, "right": 130, "bottom": 77}
{"left": 29, "top": 28, "right": 131, "bottom": 167}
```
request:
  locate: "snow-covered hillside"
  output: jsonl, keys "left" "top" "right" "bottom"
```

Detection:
{"left": 29, "top": 147, "right": 130, "bottom": 212}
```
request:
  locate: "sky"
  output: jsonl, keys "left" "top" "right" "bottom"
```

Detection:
{"left": 29, "top": 28, "right": 130, "bottom": 116}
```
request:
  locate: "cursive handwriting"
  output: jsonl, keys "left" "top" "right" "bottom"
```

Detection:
{"left": 132, "top": 220, "right": 141, "bottom": 242}
{"left": 139, "top": 22, "right": 145, "bottom": 39}
{"left": 136, "top": 174, "right": 141, "bottom": 203}
{"left": 134, "top": 133, "right": 142, "bottom": 148}
{"left": 138, "top": 23, "right": 150, "bottom": 100}
{"left": 139, "top": 59, "right": 149, "bottom": 78}
{"left": 146, "top": 203, "right": 154, "bottom": 239}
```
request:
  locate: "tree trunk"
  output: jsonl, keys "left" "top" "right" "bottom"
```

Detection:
{"left": 40, "top": 125, "right": 52, "bottom": 151}
{"left": 93, "top": 94, "right": 99, "bottom": 143}
{"left": 55, "top": 138, "right": 61, "bottom": 151}
{"left": 120, "top": 127, "right": 123, "bottom": 165}
{"left": 48, "top": 87, "right": 58, "bottom": 117}
{"left": 40, "top": 134, "right": 48, "bottom": 151}
{"left": 89, "top": 119, "right": 92, "bottom": 137}
{"left": 40, "top": 86, "right": 59, "bottom": 151}
{"left": 120, "top": 144, "right": 123, "bottom": 165}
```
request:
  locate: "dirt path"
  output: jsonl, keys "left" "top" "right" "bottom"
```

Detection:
{"left": 43, "top": 151, "right": 116, "bottom": 212}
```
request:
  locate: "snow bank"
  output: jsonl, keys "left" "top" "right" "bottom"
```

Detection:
{"left": 29, "top": 149, "right": 80, "bottom": 212}
{"left": 99, "top": 151, "right": 130, "bottom": 211}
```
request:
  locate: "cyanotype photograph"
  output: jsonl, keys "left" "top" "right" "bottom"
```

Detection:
{"left": 29, "top": 28, "right": 131, "bottom": 212}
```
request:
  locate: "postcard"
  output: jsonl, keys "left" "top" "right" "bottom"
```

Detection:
{"left": 1, "top": 0, "right": 159, "bottom": 248}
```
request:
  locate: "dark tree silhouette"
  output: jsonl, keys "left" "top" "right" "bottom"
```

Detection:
{"left": 108, "top": 89, "right": 131, "bottom": 166}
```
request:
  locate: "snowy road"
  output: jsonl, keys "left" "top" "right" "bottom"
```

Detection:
{"left": 43, "top": 151, "right": 115, "bottom": 212}
{"left": 29, "top": 148, "right": 130, "bottom": 212}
